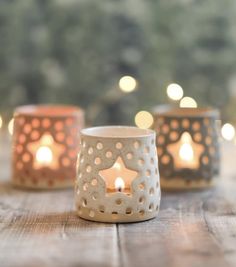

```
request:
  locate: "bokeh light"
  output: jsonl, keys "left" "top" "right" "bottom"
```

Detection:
{"left": 0, "top": 116, "right": 3, "bottom": 129}
{"left": 119, "top": 76, "right": 137, "bottom": 93}
{"left": 135, "top": 111, "right": 154, "bottom": 129}
{"left": 166, "top": 83, "right": 184, "bottom": 101}
{"left": 8, "top": 118, "right": 14, "bottom": 135}
{"left": 180, "top": 97, "right": 198, "bottom": 108}
{"left": 221, "top": 123, "right": 235, "bottom": 141}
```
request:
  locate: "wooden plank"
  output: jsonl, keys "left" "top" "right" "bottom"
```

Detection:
{"left": 0, "top": 135, "right": 119, "bottom": 267}
{"left": 118, "top": 143, "right": 236, "bottom": 267}
{"left": 0, "top": 183, "right": 119, "bottom": 267}
{"left": 0, "top": 135, "right": 236, "bottom": 267}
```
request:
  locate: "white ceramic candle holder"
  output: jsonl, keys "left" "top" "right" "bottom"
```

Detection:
{"left": 75, "top": 126, "right": 161, "bottom": 223}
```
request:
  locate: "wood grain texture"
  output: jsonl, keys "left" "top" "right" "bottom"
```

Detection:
{"left": 0, "top": 135, "right": 236, "bottom": 267}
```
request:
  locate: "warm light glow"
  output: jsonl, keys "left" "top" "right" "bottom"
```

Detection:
{"left": 36, "top": 146, "right": 53, "bottom": 164}
{"left": 180, "top": 97, "right": 198, "bottom": 108}
{"left": 221, "top": 123, "right": 235, "bottom": 141}
{"left": 8, "top": 118, "right": 14, "bottom": 135}
{"left": 179, "top": 132, "right": 194, "bottom": 162}
{"left": 119, "top": 75, "right": 137, "bottom": 93}
{"left": 115, "top": 177, "right": 125, "bottom": 192}
{"left": 0, "top": 116, "right": 3, "bottom": 129}
{"left": 135, "top": 110, "right": 154, "bottom": 129}
{"left": 114, "top": 162, "right": 121, "bottom": 170}
{"left": 166, "top": 83, "right": 184, "bottom": 101}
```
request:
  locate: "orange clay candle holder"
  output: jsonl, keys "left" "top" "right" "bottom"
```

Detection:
{"left": 12, "top": 105, "right": 84, "bottom": 189}
{"left": 75, "top": 126, "right": 161, "bottom": 223}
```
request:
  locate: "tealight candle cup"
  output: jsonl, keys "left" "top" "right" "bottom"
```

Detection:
{"left": 75, "top": 126, "right": 161, "bottom": 223}
{"left": 12, "top": 105, "right": 84, "bottom": 189}
{"left": 152, "top": 106, "right": 220, "bottom": 190}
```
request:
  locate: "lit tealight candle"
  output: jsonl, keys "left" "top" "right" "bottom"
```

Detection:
{"left": 115, "top": 177, "right": 125, "bottom": 192}
{"left": 152, "top": 106, "right": 220, "bottom": 190}
{"left": 12, "top": 105, "right": 84, "bottom": 189}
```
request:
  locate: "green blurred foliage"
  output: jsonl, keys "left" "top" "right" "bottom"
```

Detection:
{"left": 0, "top": 0, "right": 235, "bottom": 124}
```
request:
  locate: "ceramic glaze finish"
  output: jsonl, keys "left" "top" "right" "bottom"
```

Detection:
{"left": 75, "top": 126, "right": 161, "bottom": 223}
{"left": 12, "top": 105, "right": 84, "bottom": 189}
{"left": 153, "top": 106, "right": 220, "bottom": 190}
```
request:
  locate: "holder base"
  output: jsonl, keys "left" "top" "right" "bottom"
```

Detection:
{"left": 77, "top": 206, "right": 159, "bottom": 223}
{"left": 12, "top": 177, "right": 74, "bottom": 190}
{"left": 160, "top": 176, "right": 218, "bottom": 191}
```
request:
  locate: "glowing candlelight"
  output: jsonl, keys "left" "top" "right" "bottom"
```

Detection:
{"left": 36, "top": 146, "right": 53, "bottom": 165}
{"left": 115, "top": 177, "right": 125, "bottom": 192}
{"left": 179, "top": 132, "right": 194, "bottom": 163}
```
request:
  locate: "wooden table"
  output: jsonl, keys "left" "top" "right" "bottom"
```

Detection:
{"left": 0, "top": 137, "right": 236, "bottom": 267}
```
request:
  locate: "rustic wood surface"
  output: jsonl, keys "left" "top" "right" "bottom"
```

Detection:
{"left": 0, "top": 134, "right": 236, "bottom": 267}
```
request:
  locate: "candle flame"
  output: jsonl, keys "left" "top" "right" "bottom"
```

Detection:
{"left": 179, "top": 132, "right": 194, "bottom": 162}
{"left": 36, "top": 146, "right": 53, "bottom": 164}
{"left": 115, "top": 177, "right": 125, "bottom": 192}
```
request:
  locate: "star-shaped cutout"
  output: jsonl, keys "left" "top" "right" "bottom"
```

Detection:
{"left": 27, "top": 133, "right": 65, "bottom": 170}
{"left": 167, "top": 132, "right": 204, "bottom": 169}
{"left": 99, "top": 156, "right": 137, "bottom": 195}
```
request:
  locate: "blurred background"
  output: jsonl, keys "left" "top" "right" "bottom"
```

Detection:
{"left": 0, "top": 0, "right": 236, "bottom": 134}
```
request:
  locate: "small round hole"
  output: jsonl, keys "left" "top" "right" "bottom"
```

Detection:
{"left": 94, "top": 157, "right": 101, "bottom": 165}
{"left": 138, "top": 158, "right": 144, "bottom": 166}
{"left": 182, "top": 119, "right": 190, "bottom": 128}
{"left": 86, "top": 165, "right": 92, "bottom": 173}
{"left": 149, "top": 188, "right": 155, "bottom": 195}
{"left": 55, "top": 121, "right": 63, "bottom": 131}
{"left": 42, "top": 119, "right": 51, "bottom": 128}
{"left": 126, "top": 152, "right": 133, "bottom": 160}
{"left": 81, "top": 198, "right": 87, "bottom": 207}
{"left": 99, "top": 206, "right": 105, "bottom": 213}
{"left": 96, "top": 142, "right": 103, "bottom": 150}
{"left": 83, "top": 183, "right": 89, "bottom": 191}
{"left": 139, "top": 210, "right": 145, "bottom": 217}
{"left": 92, "top": 192, "right": 99, "bottom": 200}
{"left": 89, "top": 210, "right": 95, "bottom": 218}
{"left": 149, "top": 203, "right": 154, "bottom": 211}
{"left": 138, "top": 182, "right": 145, "bottom": 190}
{"left": 139, "top": 196, "right": 145, "bottom": 204}
{"left": 106, "top": 151, "right": 112, "bottom": 158}
{"left": 91, "top": 178, "right": 97, "bottom": 186}
{"left": 126, "top": 208, "right": 132, "bottom": 215}
{"left": 134, "top": 141, "right": 140, "bottom": 149}
{"left": 116, "top": 142, "right": 123, "bottom": 149}
{"left": 171, "top": 120, "right": 179, "bottom": 129}
{"left": 144, "top": 146, "right": 150, "bottom": 153}
{"left": 32, "top": 119, "right": 40, "bottom": 128}
{"left": 116, "top": 199, "right": 122, "bottom": 205}
{"left": 56, "top": 132, "right": 65, "bottom": 142}
{"left": 146, "top": 170, "right": 151, "bottom": 177}
{"left": 88, "top": 147, "right": 94, "bottom": 155}
{"left": 22, "top": 153, "right": 30, "bottom": 163}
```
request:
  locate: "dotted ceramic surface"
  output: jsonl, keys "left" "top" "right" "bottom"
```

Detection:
{"left": 153, "top": 106, "right": 220, "bottom": 190}
{"left": 75, "top": 126, "right": 161, "bottom": 223}
{"left": 12, "top": 105, "right": 84, "bottom": 189}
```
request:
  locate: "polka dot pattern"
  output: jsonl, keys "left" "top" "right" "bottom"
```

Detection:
{"left": 12, "top": 106, "right": 84, "bottom": 189}
{"left": 76, "top": 127, "right": 161, "bottom": 223}
{"left": 153, "top": 108, "right": 220, "bottom": 188}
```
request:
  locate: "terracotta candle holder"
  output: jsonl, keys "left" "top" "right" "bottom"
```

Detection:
{"left": 153, "top": 106, "right": 220, "bottom": 190}
{"left": 12, "top": 105, "right": 84, "bottom": 189}
{"left": 75, "top": 126, "right": 161, "bottom": 223}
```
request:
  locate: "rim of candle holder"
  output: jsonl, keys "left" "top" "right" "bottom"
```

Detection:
{"left": 152, "top": 105, "right": 219, "bottom": 118}
{"left": 81, "top": 126, "right": 155, "bottom": 139}
{"left": 15, "top": 104, "right": 84, "bottom": 118}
